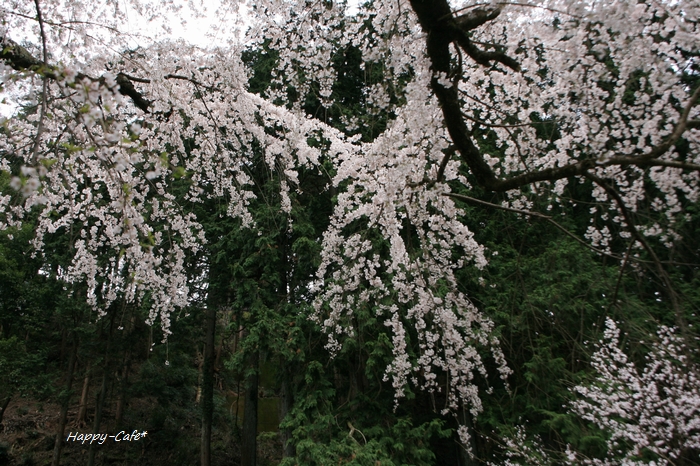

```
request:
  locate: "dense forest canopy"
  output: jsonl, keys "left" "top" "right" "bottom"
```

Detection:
{"left": 1, "top": 0, "right": 699, "bottom": 465}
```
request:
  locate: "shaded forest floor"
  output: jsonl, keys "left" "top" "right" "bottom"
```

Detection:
{"left": 0, "top": 395, "right": 282, "bottom": 466}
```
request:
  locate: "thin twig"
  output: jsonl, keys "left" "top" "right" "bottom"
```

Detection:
{"left": 583, "top": 172, "right": 688, "bottom": 336}
{"left": 448, "top": 2, "right": 584, "bottom": 21}
{"left": 461, "top": 110, "right": 556, "bottom": 129}
{"left": 29, "top": 0, "right": 49, "bottom": 165}
{"left": 442, "top": 191, "right": 700, "bottom": 268}
{"left": 608, "top": 240, "right": 634, "bottom": 315}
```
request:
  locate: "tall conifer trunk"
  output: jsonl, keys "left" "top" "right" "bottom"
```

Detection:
{"left": 87, "top": 315, "right": 114, "bottom": 466}
{"left": 76, "top": 362, "right": 91, "bottom": 427}
{"left": 0, "top": 396, "right": 11, "bottom": 425}
{"left": 278, "top": 219, "right": 295, "bottom": 458}
{"left": 51, "top": 334, "right": 77, "bottom": 466}
{"left": 201, "top": 305, "right": 216, "bottom": 466}
{"left": 279, "top": 370, "right": 294, "bottom": 458}
{"left": 114, "top": 361, "right": 129, "bottom": 428}
{"left": 241, "top": 351, "right": 259, "bottom": 466}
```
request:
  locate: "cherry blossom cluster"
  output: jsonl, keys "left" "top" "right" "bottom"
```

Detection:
{"left": 0, "top": 11, "right": 352, "bottom": 337}
{"left": 492, "top": 317, "right": 699, "bottom": 464}
{"left": 486, "top": 425, "right": 554, "bottom": 466}
{"left": 465, "top": 1, "right": 699, "bottom": 247}
{"left": 572, "top": 318, "right": 700, "bottom": 465}
{"left": 1, "top": 0, "right": 699, "bottom": 453}
{"left": 1, "top": 63, "right": 206, "bottom": 336}
{"left": 313, "top": 64, "right": 510, "bottom": 435}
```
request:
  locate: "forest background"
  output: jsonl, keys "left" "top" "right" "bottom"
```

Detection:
{"left": 0, "top": 1, "right": 699, "bottom": 465}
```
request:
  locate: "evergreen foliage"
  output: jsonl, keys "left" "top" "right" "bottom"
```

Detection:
{"left": 1, "top": 1, "right": 699, "bottom": 465}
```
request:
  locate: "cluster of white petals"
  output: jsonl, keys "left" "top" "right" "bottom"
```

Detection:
{"left": 0, "top": 19, "right": 350, "bottom": 337}
{"left": 438, "top": 1, "right": 700, "bottom": 246}
{"left": 572, "top": 319, "right": 700, "bottom": 465}
{"left": 1, "top": 0, "right": 699, "bottom": 450}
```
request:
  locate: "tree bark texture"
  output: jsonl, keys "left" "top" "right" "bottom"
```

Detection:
{"left": 0, "top": 396, "right": 11, "bottom": 428}
{"left": 87, "top": 314, "right": 114, "bottom": 466}
{"left": 51, "top": 335, "right": 77, "bottom": 466}
{"left": 76, "top": 362, "right": 91, "bottom": 427}
{"left": 279, "top": 370, "right": 295, "bottom": 458}
{"left": 201, "top": 305, "right": 216, "bottom": 466}
{"left": 241, "top": 351, "right": 259, "bottom": 466}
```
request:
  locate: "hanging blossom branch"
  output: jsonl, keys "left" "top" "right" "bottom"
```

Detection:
{"left": 406, "top": 0, "right": 700, "bottom": 277}
{"left": 246, "top": 1, "right": 699, "bottom": 455}
{"left": 0, "top": 26, "right": 356, "bottom": 339}
{"left": 0, "top": 38, "right": 219, "bottom": 113}
{"left": 572, "top": 319, "right": 700, "bottom": 465}
{"left": 1, "top": 37, "right": 152, "bottom": 112}
{"left": 491, "top": 319, "right": 700, "bottom": 465}
{"left": 1, "top": 1, "right": 698, "bottom": 462}
{"left": 405, "top": 1, "right": 700, "bottom": 328}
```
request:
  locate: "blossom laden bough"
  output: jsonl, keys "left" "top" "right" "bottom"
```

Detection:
{"left": 572, "top": 318, "right": 700, "bottom": 465}
{"left": 1, "top": 0, "right": 699, "bottom": 458}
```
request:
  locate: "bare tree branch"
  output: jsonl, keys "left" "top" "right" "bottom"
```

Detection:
{"left": 443, "top": 190, "right": 700, "bottom": 267}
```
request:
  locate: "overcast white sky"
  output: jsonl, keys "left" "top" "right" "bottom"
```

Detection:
{"left": 1, "top": 1, "right": 362, "bottom": 116}
{"left": 121, "top": 0, "right": 360, "bottom": 49}
{"left": 1, "top": 3, "right": 243, "bottom": 116}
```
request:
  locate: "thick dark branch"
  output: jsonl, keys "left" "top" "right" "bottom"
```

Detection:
{"left": 453, "top": 5, "right": 502, "bottom": 31}
{"left": 410, "top": 0, "right": 502, "bottom": 188}
{"left": 115, "top": 72, "right": 151, "bottom": 112}
{"left": 0, "top": 36, "right": 59, "bottom": 79}
{"left": 0, "top": 36, "right": 152, "bottom": 112}
{"left": 604, "top": 157, "right": 700, "bottom": 171}
{"left": 436, "top": 145, "right": 456, "bottom": 183}
{"left": 453, "top": 34, "right": 521, "bottom": 71}
{"left": 439, "top": 3, "right": 521, "bottom": 71}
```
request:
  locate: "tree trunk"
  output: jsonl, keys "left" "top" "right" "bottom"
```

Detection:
{"left": 88, "top": 316, "right": 114, "bottom": 466}
{"left": 279, "top": 369, "right": 295, "bottom": 458}
{"left": 241, "top": 351, "right": 259, "bottom": 466}
{"left": 201, "top": 306, "right": 216, "bottom": 466}
{"left": 51, "top": 335, "right": 77, "bottom": 466}
{"left": 115, "top": 355, "right": 129, "bottom": 428}
{"left": 147, "top": 326, "right": 153, "bottom": 359}
{"left": 115, "top": 316, "right": 133, "bottom": 428}
{"left": 214, "top": 339, "right": 223, "bottom": 374}
{"left": 0, "top": 395, "right": 11, "bottom": 426}
{"left": 278, "top": 218, "right": 294, "bottom": 458}
{"left": 76, "top": 362, "right": 91, "bottom": 427}
{"left": 59, "top": 329, "right": 67, "bottom": 362}
{"left": 87, "top": 364, "right": 110, "bottom": 466}
{"left": 196, "top": 347, "right": 203, "bottom": 404}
